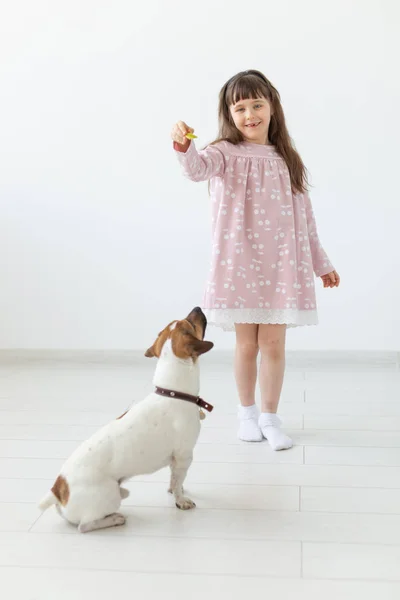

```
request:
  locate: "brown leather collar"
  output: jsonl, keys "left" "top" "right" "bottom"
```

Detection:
{"left": 154, "top": 386, "right": 214, "bottom": 412}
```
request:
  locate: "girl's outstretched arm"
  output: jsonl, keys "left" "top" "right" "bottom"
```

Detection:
{"left": 172, "top": 120, "right": 225, "bottom": 182}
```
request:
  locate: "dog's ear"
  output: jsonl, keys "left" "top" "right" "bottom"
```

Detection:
{"left": 187, "top": 338, "right": 214, "bottom": 357}
{"left": 145, "top": 328, "right": 170, "bottom": 358}
{"left": 144, "top": 345, "right": 156, "bottom": 358}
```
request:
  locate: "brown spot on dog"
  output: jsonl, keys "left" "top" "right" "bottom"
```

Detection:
{"left": 51, "top": 475, "right": 70, "bottom": 506}
{"left": 144, "top": 309, "right": 213, "bottom": 361}
{"left": 116, "top": 410, "right": 128, "bottom": 420}
{"left": 171, "top": 324, "right": 214, "bottom": 360}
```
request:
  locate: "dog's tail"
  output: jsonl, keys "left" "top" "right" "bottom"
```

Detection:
{"left": 120, "top": 487, "right": 130, "bottom": 499}
{"left": 38, "top": 490, "right": 58, "bottom": 511}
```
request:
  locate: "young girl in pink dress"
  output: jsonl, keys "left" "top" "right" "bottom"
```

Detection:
{"left": 172, "top": 70, "right": 340, "bottom": 450}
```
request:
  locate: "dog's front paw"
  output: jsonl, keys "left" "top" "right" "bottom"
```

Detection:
{"left": 175, "top": 497, "right": 196, "bottom": 510}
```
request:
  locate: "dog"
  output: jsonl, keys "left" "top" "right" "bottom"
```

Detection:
{"left": 38, "top": 307, "right": 214, "bottom": 533}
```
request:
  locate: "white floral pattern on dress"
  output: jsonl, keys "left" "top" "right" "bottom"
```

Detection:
{"left": 176, "top": 141, "right": 333, "bottom": 330}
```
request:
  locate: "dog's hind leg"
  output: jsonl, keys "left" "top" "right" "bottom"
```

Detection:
{"left": 78, "top": 512, "right": 126, "bottom": 533}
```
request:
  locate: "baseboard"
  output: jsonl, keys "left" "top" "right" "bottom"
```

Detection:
{"left": 0, "top": 349, "right": 398, "bottom": 369}
{"left": 0, "top": 349, "right": 144, "bottom": 365}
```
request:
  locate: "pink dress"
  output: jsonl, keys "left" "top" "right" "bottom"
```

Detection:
{"left": 175, "top": 140, "right": 334, "bottom": 331}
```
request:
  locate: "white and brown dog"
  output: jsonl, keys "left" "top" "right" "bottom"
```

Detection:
{"left": 38, "top": 307, "right": 214, "bottom": 533}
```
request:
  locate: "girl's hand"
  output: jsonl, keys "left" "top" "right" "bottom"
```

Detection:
{"left": 321, "top": 270, "right": 340, "bottom": 288}
{"left": 171, "top": 121, "right": 194, "bottom": 152}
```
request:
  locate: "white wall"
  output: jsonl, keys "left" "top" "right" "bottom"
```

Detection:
{"left": 0, "top": 0, "right": 398, "bottom": 351}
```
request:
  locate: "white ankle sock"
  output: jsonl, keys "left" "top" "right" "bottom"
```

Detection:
{"left": 258, "top": 413, "right": 293, "bottom": 451}
{"left": 237, "top": 404, "right": 262, "bottom": 442}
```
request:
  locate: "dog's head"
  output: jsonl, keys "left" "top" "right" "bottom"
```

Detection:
{"left": 145, "top": 307, "right": 213, "bottom": 361}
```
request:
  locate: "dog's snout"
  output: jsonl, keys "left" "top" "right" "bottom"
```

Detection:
{"left": 188, "top": 307, "right": 205, "bottom": 319}
{"left": 187, "top": 307, "right": 207, "bottom": 333}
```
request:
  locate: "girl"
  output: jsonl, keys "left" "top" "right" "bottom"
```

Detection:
{"left": 171, "top": 69, "right": 339, "bottom": 451}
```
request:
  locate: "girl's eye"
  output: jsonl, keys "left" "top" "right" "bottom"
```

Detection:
{"left": 254, "top": 104, "right": 262, "bottom": 108}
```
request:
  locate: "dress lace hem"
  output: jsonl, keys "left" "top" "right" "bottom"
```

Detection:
{"left": 204, "top": 308, "right": 318, "bottom": 331}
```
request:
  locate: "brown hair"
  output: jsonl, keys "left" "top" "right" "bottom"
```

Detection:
{"left": 211, "top": 69, "right": 308, "bottom": 194}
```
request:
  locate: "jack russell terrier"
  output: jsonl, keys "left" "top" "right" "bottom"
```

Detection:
{"left": 38, "top": 307, "right": 214, "bottom": 533}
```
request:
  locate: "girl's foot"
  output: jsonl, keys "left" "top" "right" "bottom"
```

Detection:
{"left": 258, "top": 413, "right": 293, "bottom": 451}
{"left": 237, "top": 404, "right": 262, "bottom": 442}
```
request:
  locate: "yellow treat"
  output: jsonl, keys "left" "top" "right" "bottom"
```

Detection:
{"left": 185, "top": 133, "right": 197, "bottom": 139}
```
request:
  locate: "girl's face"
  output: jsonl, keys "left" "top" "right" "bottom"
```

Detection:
{"left": 229, "top": 96, "right": 272, "bottom": 144}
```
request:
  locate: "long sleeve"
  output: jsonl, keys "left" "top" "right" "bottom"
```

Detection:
{"left": 304, "top": 192, "right": 334, "bottom": 277}
{"left": 175, "top": 141, "right": 225, "bottom": 182}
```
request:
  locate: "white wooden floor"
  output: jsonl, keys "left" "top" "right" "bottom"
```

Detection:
{"left": 1, "top": 352, "right": 400, "bottom": 599}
